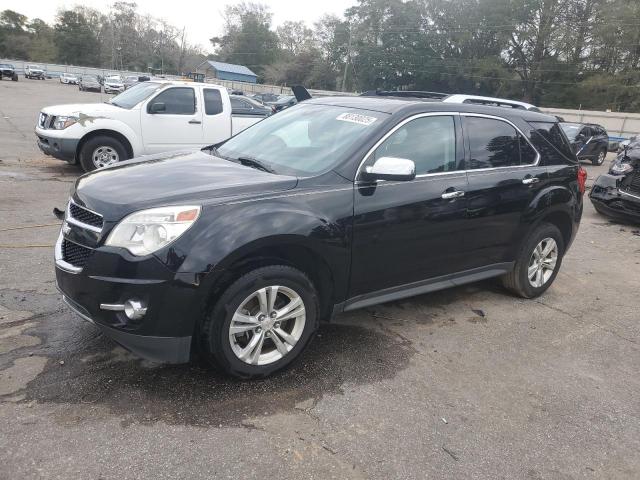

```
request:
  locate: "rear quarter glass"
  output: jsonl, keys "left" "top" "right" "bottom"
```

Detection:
{"left": 528, "top": 121, "right": 578, "bottom": 165}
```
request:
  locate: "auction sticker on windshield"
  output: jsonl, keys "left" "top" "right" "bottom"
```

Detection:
{"left": 336, "top": 112, "right": 377, "bottom": 126}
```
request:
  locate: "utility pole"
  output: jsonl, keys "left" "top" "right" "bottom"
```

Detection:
{"left": 341, "top": 24, "right": 352, "bottom": 92}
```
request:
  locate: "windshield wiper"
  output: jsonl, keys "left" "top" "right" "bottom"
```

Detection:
{"left": 236, "top": 156, "right": 275, "bottom": 174}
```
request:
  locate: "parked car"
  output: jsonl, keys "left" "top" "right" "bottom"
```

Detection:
{"left": 104, "top": 75, "right": 125, "bottom": 94}
{"left": 267, "top": 95, "right": 297, "bottom": 112}
{"left": 25, "top": 65, "right": 46, "bottom": 80}
{"left": 251, "top": 92, "right": 280, "bottom": 104}
{"left": 0, "top": 63, "right": 18, "bottom": 81}
{"left": 560, "top": 122, "right": 609, "bottom": 165}
{"left": 78, "top": 75, "right": 102, "bottom": 92}
{"left": 230, "top": 94, "right": 273, "bottom": 118}
{"left": 54, "top": 96, "right": 585, "bottom": 377}
{"left": 590, "top": 137, "right": 640, "bottom": 223}
{"left": 36, "top": 81, "right": 267, "bottom": 172}
{"left": 59, "top": 73, "right": 79, "bottom": 85}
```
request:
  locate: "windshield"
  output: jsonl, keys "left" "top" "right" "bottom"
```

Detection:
{"left": 110, "top": 82, "right": 163, "bottom": 109}
{"left": 215, "top": 104, "right": 387, "bottom": 176}
{"left": 560, "top": 123, "right": 581, "bottom": 140}
{"left": 83, "top": 75, "right": 98, "bottom": 81}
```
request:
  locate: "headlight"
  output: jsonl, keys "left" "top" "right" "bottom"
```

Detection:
{"left": 610, "top": 162, "right": 633, "bottom": 175}
{"left": 52, "top": 116, "right": 78, "bottom": 130}
{"left": 105, "top": 206, "right": 201, "bottom": 256}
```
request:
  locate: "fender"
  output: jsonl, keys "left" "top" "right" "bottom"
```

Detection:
{"left": 75, "top": 118, "right": 143, "bottom": 157}
{"left": 159, "top": 190, "right": 355, "bottom": 305}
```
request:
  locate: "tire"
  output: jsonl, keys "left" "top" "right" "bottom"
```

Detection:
{"left": 201, "top": 265, "right": 320, "bottom": 378}
{"left": 78, "top": 135, "right": 128, "bottom": 172}
{"left": 501, "top": 223, "right": 565, "bottom": 298}
{"left": 593, "top": 148, "right": 606, "bottom": 166}
{"left": 12, "top": 74, "right": 18, "bottom": 82}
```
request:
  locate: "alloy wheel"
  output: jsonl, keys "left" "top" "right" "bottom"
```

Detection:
{"left": 229, "top": 286, "right": 306, "bottom": 366}
{"left": 597, "top": 150, "right": 606, "bottom": 165}
{"left": 528, "top": 237, "right": 558, "bottom": 288}
{"left": 91, "top": 146, "right": 120, "bottom": 169}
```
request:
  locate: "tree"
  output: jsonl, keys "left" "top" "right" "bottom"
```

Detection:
{"left": 54, "top": 9, "right": 100, "bottom": 66}
{"left": 210, "top": 2, "right": 279, "bottom": 78}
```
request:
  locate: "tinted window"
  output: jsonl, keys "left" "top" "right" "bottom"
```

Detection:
{"left": 528, "top": 121, "right": 577, "bottom": 164}
{"left": 519, "top": 136, "right": 538, "bottom": 164}
{"left": 150, "top": 87, "right": 195, "bottom": 115}
{"left": 230, "top": 97, "right": 250, "bottom": 110}
{"left": 204, "top": 89, "right": 223, "bottom": 115}
{"left": 372, "top": 116, "right": 457, "bottom": 174}
{"left": 466, "top": 117, "right": 520, "bottom": 169}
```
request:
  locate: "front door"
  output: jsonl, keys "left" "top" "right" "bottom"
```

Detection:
{"left": 350, "top": 113, "right": 469, "bottom": 300}
{"left": 140, "top": 86, "right": 203, "bottom": 154}
{"left": 461, "top": 114, "right": 547, "bottom": 268}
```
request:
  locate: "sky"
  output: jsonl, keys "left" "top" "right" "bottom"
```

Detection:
{"left": 3, "top": 0, "right": 356, "bottom": 53}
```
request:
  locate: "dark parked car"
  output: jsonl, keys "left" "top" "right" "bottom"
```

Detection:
{"left": 590, "top": 137, "right": 640, "bottom": 223}
{"left": 251, "top": 92, "right": 280, "bottom": 104}
{"left": 230, "top": 95, "right": 273, "bottom": 117}
{"left": 0, "top": 63, "right": 18, "bottom": 81}
{"left": 561, "top": 122, "right": 609, "bottom": 165}
{"left": 55, "top": 97, "right": 585, "bottom": 378}
{"left": 78, "top": 75, "right": 102, "bottom": 92}
{"left": 266, "top": 95, "right": 297, "bottom": 112}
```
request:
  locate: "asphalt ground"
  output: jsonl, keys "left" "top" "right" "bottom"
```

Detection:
{"left": 0, "top": 78, "right": 638, "bottom": 479}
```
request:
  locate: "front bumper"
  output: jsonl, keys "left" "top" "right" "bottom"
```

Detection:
{"left": 35, "top": 132, "right": 78, "bottom": 162}
{"left": 54, "top": 225, "right": 200, "bottom": 364}
{"left": 104, "top": 86, "right": 124, "bottom": 93}
{"left": 590, "top": 174, "right": 640, "bottom": 222}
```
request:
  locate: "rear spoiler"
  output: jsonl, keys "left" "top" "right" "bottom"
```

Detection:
{"left": 291, "top": 85, "right": 312, "bottom": 102}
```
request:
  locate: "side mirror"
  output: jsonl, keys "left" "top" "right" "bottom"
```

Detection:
{"left": 364, "top": 157, "right": 416, "bottom": 182}
{"left": 149, "top": 102, "right": 166, "bottom": 114}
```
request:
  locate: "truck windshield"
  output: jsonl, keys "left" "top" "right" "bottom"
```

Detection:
{"left": 215, "top": 104, "right": 387, "bottom": 176}
{"left": 110, "top": 82, "right": 163, "bottom": 109}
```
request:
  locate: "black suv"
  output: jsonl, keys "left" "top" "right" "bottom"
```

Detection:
{"left": 55, "top": 97, "right": 585, "bottom": 378}
{"left": 561, "top": 122, "right": 609, "bottom": 165}
{"left": 0, "top": 63, "right": 18, "bottom": 81}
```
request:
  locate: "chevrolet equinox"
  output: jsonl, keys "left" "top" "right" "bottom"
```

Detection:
{"left": 55, "top": 96, "right": 585, "bottom": 378}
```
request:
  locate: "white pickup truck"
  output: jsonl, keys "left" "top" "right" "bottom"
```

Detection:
{"left": 35, "top": 80, "right": 269, "bottom": 171}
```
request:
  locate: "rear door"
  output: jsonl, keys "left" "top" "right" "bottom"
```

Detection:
{"left": 461, "top": 114, "right": 546, "bottom": 268}
{"left": 202, "top": 87, "right": 232, "bottom": 144}
{"left": 140, "top": 86, "right": 203, "bottom": 153}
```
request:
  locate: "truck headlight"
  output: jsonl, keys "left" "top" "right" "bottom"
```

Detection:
{"left": 52, "top": 116, "right": 78, "bottom": 130}
{"left": 105, "top": 206, "right": 201, "bottom": 256}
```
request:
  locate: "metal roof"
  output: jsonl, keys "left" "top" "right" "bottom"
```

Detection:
{"left": 205, "top": 61, "right": 257, "bottom": 77}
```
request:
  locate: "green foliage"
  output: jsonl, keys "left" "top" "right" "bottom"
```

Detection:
{"left": 54, "top": 10, "right": 100, "bottom": 66}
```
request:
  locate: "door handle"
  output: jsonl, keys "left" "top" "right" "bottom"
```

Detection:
{"left": 188, "top": 120, "right": 201, "bottom": 124}
{"left": 441, "top": 190, "right": 465, "bottom": 199}
{"left": 522, "top": 177, "right": 540, "bottom": 185}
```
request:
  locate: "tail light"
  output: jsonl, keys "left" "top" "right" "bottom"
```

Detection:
{"left": 577, "top": 166, "right": 587, "bottom": 194}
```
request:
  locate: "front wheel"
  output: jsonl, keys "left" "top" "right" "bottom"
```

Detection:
{"left": 502, "top": 223, "right": 565, "bottom": 298}
{"left": 78, "top": 135, "right": 128, "bottom": 172}
{"left": 593, "top": 148, "right": 606, "bottom": 166}
{"left": 201, "top": 265, "right": 319, "bottom": 378}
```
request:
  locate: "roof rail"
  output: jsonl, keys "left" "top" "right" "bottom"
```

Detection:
{"left": 360, "top": 90, "right": 449, "bottom": 100}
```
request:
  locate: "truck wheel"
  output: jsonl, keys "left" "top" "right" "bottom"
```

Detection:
{"left": 502, "top": 223, "right": 564, "bottom": 299}
{"left": 593, "top": 148, "right": 606, "bottom": 166}
{"left": 11, "top": 74, "right": 18, "bottom": 81}
{"left": 201, "top": 265, "right": 319, "bottom": 378}
{"left": 79, "top": 135, "right": 128, "bottom": 172}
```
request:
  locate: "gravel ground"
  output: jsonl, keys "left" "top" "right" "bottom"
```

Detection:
{"left": 0, "top": 79, "right": 639, "bottom": 479}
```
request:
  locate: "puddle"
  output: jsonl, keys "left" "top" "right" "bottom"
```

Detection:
{"left": 15, "top": 316, "right": 413, "bottom": 427}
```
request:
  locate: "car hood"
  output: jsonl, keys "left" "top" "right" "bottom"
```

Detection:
{"left": 41, "top": 103, "right": 126, "bottom": 117}
{"left": 72, "top": 149, "right": 299, "bottom": 220}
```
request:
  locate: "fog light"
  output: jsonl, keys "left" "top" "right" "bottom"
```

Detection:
{"left": 124, "top": 299, "right": 147, "bottom": 320}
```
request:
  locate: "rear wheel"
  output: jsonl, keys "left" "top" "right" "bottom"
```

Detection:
{"left": 593, "top": 148, "right": 606, "bottom": 166}
{"left": 502, "top": 223, "right": 565, "bottom": 298}
{"left": 78, "top": 135, "right": 128, "bottom": 172}
{"left": 201, "top": 265, "right": 319, "bottom": 378}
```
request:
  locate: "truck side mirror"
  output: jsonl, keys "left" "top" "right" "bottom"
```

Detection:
{"left": 149, "top": 102, "right": 166, "bottom": 114}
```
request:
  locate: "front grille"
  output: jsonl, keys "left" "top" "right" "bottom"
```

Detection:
{"left": 38, "top": 113, "right": 56, "bottom": 129}
{"left": 61, "top": 239, "right": 93, "bottom": 268}
{"left": 69, "top": 202, "right": 103, "bottom": 229}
